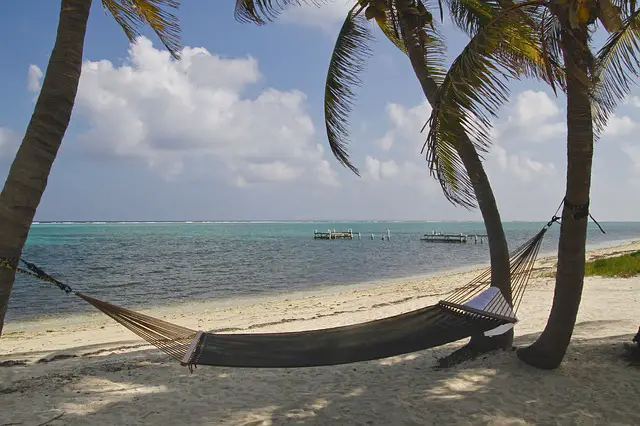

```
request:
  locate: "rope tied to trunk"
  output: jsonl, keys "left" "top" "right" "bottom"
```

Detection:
{"left": 563, "top": 197, "right": 606, "bottom": 234}
{"left": 0, "top": 258, "right": 74, "bottom": 294}
{"left": 564, "top": 197, "right": 590, "bottom": 220}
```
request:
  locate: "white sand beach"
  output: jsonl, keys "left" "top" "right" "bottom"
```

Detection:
{"left": 1, "top": 241, "right": 639, "bottom": 425}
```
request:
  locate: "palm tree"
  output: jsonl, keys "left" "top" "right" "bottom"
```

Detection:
{"left": 330, "top": 0, "right": 519, "bottom": 355}
{"left": 424, "top": 0, "right": 640, "bottom": 368}
{"left": 240, "top": 0, "right": 550, "bottom": 354}
{"left": 0, "top": 0, "right": 182, "bottom": 336}
{"left": 518, "top": 1, "right": 640, "bottom": 369}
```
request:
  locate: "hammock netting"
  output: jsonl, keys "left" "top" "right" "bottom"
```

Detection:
{"left": 3, "top": 219, "right": 554, "bottom": 370}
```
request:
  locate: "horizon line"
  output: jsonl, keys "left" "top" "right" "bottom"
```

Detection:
{"left": 31, "top": 219, "right": 640, "bottom": 224}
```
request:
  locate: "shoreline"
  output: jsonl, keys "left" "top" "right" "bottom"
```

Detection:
{"left": 4, "top": 238, "right": 639, "bottom": 337}
{"left": 5, "top": 237, "right": 640, "bottom": 330}
{"left": 2, "top": 239, "right": 639, "bottom": 425}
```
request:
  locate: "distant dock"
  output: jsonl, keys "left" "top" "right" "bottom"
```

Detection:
{"left": 421, "top": 231, "right": 487, "bottom": 244}
{"left": 314, "top": 229, "right": 391, "bottom": 240}
{"left": 314, "top": 229, "right": 360, "bottom": 240}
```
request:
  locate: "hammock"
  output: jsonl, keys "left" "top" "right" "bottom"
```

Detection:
{"left": 3, "top": 219, "right": 556, "bottom": 370}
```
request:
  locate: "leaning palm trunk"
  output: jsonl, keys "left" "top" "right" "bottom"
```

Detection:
{"left": 0, "top": 0, "right": 92, "bottom": 336}
{"left": 396, "top": 1, "right": 513, "bottom": 350}
{"left": 517, "top": 20, "right": 594, "bottom": 369}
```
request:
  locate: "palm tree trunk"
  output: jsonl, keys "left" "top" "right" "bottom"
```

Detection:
{"left": 517, "top": 21, "right": 594, "bottom": 369}
{"left": 0, "top": 0, "right": 92, "bottom": 336}
{"left": 396, "top": 2, "right": 512, "bottom": 353}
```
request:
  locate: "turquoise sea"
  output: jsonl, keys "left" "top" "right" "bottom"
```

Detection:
{"left": 7, "top": 221, "right": 640, "bottom": 322}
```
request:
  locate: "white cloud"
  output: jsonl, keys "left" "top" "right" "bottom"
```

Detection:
{"left": 358, "top": 155, "right": 437, "bottom": 202}
{"left": 364, "top": 156, "right": 399, "bottom": 181}
{"left": 279, "top": 0, "right": 355, "bottom": 31}
{"left": 313, "top": 144, "right": 341, "bottom": 187}
{"left": 0, "top": 128, "right": 9, "bottom": 152}
{"left": 501, "top": 90, "right": 565, "bottom": 143}
{"left": 10, "top": 43, "right": 640, "bottom": 221}
{"left": 622, "top": 144, "right": 640, "bottom": 186}
{"left": 513, "top": 90, "right": 560, "bottom": 122}
{"left": 371, "top": 95, "right": 556, "bottom": 187}
{"left": 245, "top": 161, "right": 301, "bottom": 183}
{"left": 0, "top": 127, "right": 20, "bottom": 158}
{"left": 374, "top": 101, "right": 431, "bottom": 152}
{"left": 490, "top": 145, "right": 556, "bottom": 183}
{"left": 365, "top": 90, "right": 638, "bottom": 218}
{"left": 625, "top": 96, "right": 640, "bottom": 107}
{"left": 376, "top": 133, "right": 394, "bottom": 151}
{"left": 73, "top": 37, "right": 338, "bottom": 186}
{"left": 603, "top": 114, "right": 636, "bottom": 137}
{"left": 366, "top": 90, "right": 567, "bottom": 218}
{"left": 483, "top": 92, "right": 559, "bottom": 184}
{"left": 27, "top": 65, "right": 43, "bottom": 93}
{"left": 359, "top": 101, "right": 453, "bottom": 197}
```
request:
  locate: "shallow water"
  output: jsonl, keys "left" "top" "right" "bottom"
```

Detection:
{"left": 7, "top": 221, "right": 640, "bottom": 321}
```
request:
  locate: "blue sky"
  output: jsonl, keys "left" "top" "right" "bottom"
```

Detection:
{"left": 1, "top": 1, "right": 639, "bottom": 222}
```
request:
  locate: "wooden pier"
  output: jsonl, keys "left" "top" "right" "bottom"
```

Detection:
{"left": 421, "top": 232, "right": 467, "bottom": 243}
{"left": 420, "top": 232, "right": 488, "bottom": 244}
{"left": 314, "top": 229, "right": 361, "bottom": 240}
{"left": 313, "top": 229, "right": 391, "bottom": 240}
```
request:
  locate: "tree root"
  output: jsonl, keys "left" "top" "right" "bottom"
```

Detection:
{"left": 435, "top": 331, "right": 514, "bottom": 369}
{"left": 515, "top": 343, "right": 562, "bottom": 370}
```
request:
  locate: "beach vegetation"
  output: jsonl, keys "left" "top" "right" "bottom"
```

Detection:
{"left": 584, "top": 251, "right": 640, "bottom": 278}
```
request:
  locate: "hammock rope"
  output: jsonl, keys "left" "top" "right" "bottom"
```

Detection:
{"left": 444, "top": 214, "right": 558, "bottom": 311}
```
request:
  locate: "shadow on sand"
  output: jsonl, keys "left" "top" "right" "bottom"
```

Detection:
{"left": 1, "top": 321, "right": 639, "bottom": 425}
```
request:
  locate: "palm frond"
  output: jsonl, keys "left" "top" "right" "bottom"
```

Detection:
{"left": 619, "top": 0, "right": 637, "bottom": 15}
{"left": 415, "top": 0, "right": 448, "bottom": 85}
{"left": 617, "top": 0, "right": 637, "bottom": 17}
{"left": 592, "top": 7, "right": 640, "bottom": 136}
{"left": 376, "top": 8, "right": 408, "bottom": 53}
{"left": 380, "top": 0, "right": 403, "bottom": 37}
{"left": 446, "top": 0, "right": 565, "bottom": 91}
{"left": 379, "top": 1, "right": 447, "bottom": 84}
{"left": 425, "top": 26, "right": 449, "bottom": 86}
{"left": 444, "top": 0, "right": 497, "bottom": 36}
{"left": 425, "top": 112, "right": 478, "bottom": 208}
{"left": 234, "top": 0, "right": 327, "bottom": 24}
{"left": 103, "top": 0, "right": 182, "bottom": 58}
{"left": 324, "top": 9, "right": 374, "bottom": 175}
{"left": 373, "top": 1, "right": 467, "bottom": 204}
{"left": 537, "top": 8, "right": 566, "bottom": 91}
{"left": 434, "top": 0, "right": 445, "bottom": 22}
{"left": 498, "top": 10, "right": 566, "bottom": 95}
{"left": 423, "top": 3, "right": 547, "bottom": 205}
{"left": 385, "top": 0, "right": 472, "bottom": 206}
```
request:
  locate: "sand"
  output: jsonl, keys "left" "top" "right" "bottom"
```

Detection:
{"left": 1, "top": 241, "right": 639, "bottom": 425}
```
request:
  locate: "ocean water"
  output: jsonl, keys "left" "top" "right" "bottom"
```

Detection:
{"left": 7, "top": 221, "right": 640, "bottom": 322}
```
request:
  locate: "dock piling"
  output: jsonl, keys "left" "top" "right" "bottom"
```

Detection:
{"left": 421, "top": 232, "right": 487, "bottom": 243}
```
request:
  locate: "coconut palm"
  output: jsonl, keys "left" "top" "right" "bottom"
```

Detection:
{"left": 327, "top": 0, "right": 525, "bottom": 355}
{"left": 0, "top": 0, "right": 182, "bottom": 336}
{"left": 240, "top": 0, "right": 552, "bottom": 353}
{"left": 424, "top": 0, "right": 640, "bottom": 368}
